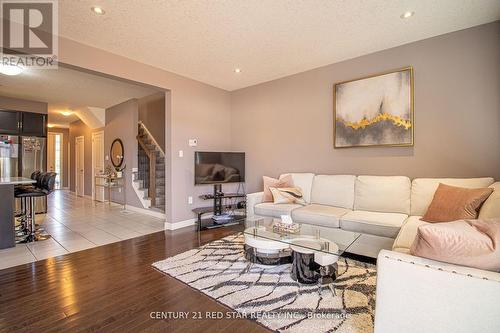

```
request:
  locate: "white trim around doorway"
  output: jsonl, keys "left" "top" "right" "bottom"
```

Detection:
{"left": 75, "top": 135, "right": 85, "bottom": 197}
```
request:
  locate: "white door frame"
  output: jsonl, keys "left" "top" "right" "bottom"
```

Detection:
{"left": 75, "top": 136, "right": 85, "bottom": 197}
{"left": 47, "top": 132, "right": 56, "bottom": 173}
{"left": 47, "top": 132, "right": 64, "bottom": 189}
{"left": 67, "top": 141, "right": 71, "bottom": 189}
{"left": 92, "top": 131, "right": 105, "bottom": 201}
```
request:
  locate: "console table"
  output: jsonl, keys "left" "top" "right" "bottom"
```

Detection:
{"left": 94, "top": 174, "right": 126, "bottom": 209}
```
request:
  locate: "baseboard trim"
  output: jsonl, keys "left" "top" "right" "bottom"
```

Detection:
{"left": 164, "top": 218, "right": 196, "bottom": 230}
{"left": 125, "top": 204, "right": 166, "bottom": 219}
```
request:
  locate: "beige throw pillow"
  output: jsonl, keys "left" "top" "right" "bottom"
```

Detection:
{"left": 479, "top": 182, "right": 500, "bottom": 219}
{"left": 410, "top": 219, "right": 500, "bottom": 272}
{"left": 421, "top": 183, "right": 493, "bottom": 222}
{"left": 269, "top": 187, "right": 306, "bottom": 205}
{"left": 262, "top": 175, "right": 294, "bottom": 202}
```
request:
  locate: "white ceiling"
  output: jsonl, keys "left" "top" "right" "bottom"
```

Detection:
{"left": 0, "top": 66, "right": 160, "bottom": 127}
{"left": 59, "top": 0, "right": 500, "bottom": 91}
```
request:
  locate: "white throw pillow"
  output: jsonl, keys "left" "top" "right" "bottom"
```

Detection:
{"left": 270, "top": 187, "right": 306, "bottom": 205}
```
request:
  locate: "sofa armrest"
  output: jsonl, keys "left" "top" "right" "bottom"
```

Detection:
{"left": 246, "top": 192, "right": 264, "bottom": 217}
{"left": 375, "top": 250, "right": 500, "bottom": 333}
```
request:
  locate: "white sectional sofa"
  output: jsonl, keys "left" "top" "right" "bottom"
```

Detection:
{"left": 247, "top": 173, "right": 497, "bottom": 253}
{"left": 247, "top": 173, "right": 500, "bottom": 333}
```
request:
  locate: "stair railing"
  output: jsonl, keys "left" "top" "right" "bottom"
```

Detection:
{"left": 138, "top": 121, "right": 165, "bottom": 157}
{"left": 136, "top": 134, "right": 156, "bottom": 207}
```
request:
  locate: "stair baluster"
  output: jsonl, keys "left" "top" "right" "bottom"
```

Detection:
{"left": 136, "top": 121, "right": 165, "bottom": 211}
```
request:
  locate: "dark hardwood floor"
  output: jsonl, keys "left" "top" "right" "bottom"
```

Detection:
{"left": 0, "top": 226, "right": 269, "bottom": 332}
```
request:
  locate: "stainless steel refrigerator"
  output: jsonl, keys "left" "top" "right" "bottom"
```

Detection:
{"left": 0, "top": 135, "right": 46, "bottom": 213}
{"left": 0, "top": 135, "right": 19, "bottom": 179}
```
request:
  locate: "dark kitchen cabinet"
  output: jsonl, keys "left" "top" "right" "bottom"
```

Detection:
{"left": 21, "top": 112, "right": 46, "bottom": 137}
{"left": 0, "top": 110, "right": 21, "bottom": 134}
{"left": 0, "top": 110, "right": 47, "bottom": 137}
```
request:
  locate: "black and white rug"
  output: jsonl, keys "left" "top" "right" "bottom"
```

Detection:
{"left": 152, "top": 234, "right": 376, "bottom": 333}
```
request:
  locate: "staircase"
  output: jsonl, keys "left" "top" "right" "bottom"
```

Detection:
{"left": 133, "top": 122, "right": 165, "bottom": 212}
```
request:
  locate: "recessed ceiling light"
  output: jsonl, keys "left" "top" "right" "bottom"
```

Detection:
{"left": 91, "top": 6, "right": 105, "bottom": 15}
{"left": 0, "top": 64, "right": 24, "bottom": 76}
{"left": 234, "top": 68, "right": 242, "bottom": 73}
{"left": 401, "top": 11, "right": 414, "bottom": 19}
{"left": 60, "top": 111, "right": 73, "bottom": 116}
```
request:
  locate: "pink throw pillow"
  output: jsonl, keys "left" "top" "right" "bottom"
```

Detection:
{"left": 410, "top": 219, "right": 500, "bottom": 272}
{"left": 262, "top": 174, "right": 294, "bottom": 202}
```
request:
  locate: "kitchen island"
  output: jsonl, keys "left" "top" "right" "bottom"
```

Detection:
{"left": 0, "top": 177, "right": 36, "bottom": 249}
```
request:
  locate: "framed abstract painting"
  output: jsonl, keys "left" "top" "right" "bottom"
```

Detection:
{"left": 333, "top": 67, "right": 414, "bottom": 148}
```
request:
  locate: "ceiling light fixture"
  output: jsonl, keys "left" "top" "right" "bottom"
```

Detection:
{"left": 91, "top": 6, "right": 105, "bottom": 15}
{"left": 0, "top": 64, "right": 24, "bottom": 76}
{"left": 401, "top": 11, "right": 414, "bottom": 19}
{"left": 234, "top": 68, "right": 242, "bottom": 73}
{"left": 47, "top": 124, "right": 55, "bottom": 128}
{"left": 60, "top": 111, "right": 73, "bottom": 116}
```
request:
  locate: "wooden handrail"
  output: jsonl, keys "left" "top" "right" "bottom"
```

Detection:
{"left": 136, "top": 135, "right": 156, "bottom": 207}
{"left": 138, "top": 121, "right": 165, "bottom": 157}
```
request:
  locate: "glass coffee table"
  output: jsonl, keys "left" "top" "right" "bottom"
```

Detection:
{"left": 243, "top": 218, "right": 362, "bottom": 295}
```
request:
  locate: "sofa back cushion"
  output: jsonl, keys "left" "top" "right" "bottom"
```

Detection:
{"left": 311, "top": 175, "right": 356, "bottom": 209}
{"left": 354, "top": 176, "right": 411, "bottom": 214}
{"left": 411, "top": 178, "right": 495, "bottom": 216}
{"left": 479, "top": 182, "right": 500, "bottom": 219}
{"left": 280, "top": 173, "right": 315, "bottom": 203}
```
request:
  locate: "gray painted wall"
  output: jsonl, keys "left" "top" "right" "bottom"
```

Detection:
{"left": 0, "top": 96, "right": 48, "bottom": 114}
{"left": 139, "top": 92, "right": 166, "bottom": 152}
{"left": 231, "top": 22, "right": 500, "bottom": 192}
{"left": 105, "top": 99, "right": 142, "bottom": 208}
{"left": 60, "top": 36, "right": 232, "bottom": 224}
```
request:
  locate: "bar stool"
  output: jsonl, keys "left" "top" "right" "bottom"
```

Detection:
{"left": 15, "top": 172, "right": 56, "bottom": 243}
{"left": 15, "top": 171, "right": 41, "bottom": 216}
{"left": 15, "top": 171, "right": 43, "bottom": 237}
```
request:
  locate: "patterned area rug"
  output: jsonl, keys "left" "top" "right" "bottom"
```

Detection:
{"left": 152, "top": 234, "right": 376, "bottom": 333}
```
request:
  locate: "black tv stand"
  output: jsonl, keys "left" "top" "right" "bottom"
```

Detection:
{"left": 213, "top": 184, "right": 224, "bottom": 215}
{"left": 192, "top": 184, "right": 246, "bottom": 230}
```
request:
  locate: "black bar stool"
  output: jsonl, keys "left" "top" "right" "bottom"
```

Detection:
{"left": 15, "top": 171, "right": 42, "bottom": 234}
{"left": 15, "top": 172, "right": 56, "bottom": 243}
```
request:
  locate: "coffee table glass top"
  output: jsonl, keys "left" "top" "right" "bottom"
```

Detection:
{"left": 244, "top": 218, "right": 362, "bottom": 257}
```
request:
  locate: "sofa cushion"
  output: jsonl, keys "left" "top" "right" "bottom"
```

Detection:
{"left": 354, "top": 176, "right": 411, "bottom": 214}
{"left": 411, "top": 177, "right": 495, "bottom": 216}
{"left": 291, "top": 204, "right": 351, "bottom": 228}
{"left": 392, "top": 216, "right": 427, "bottom": 253}
{"left": 280, "top": 173, "right": 315, "bottom": 203}
{"left": 254, "top": 202, "right": 302, "bottom": 218}
{"left": 310, "top": 175, "right": 356, "bottom": 209}
{"left": 479, "top": 182, "right": 500, "bottom": 219}
{"left": 410, "top": 219, "right": 500, "bottom": 272}
{"left": 340, "top": 210, "right": 408, "bottom": 238}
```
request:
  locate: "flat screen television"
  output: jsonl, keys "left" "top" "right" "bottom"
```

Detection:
{"left": 195, "top": 151, "right": 245, "bottom": 185}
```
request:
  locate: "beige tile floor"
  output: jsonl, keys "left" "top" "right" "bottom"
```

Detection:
{"left": 0, "top": 190, "right": 165, "bottom": 270}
